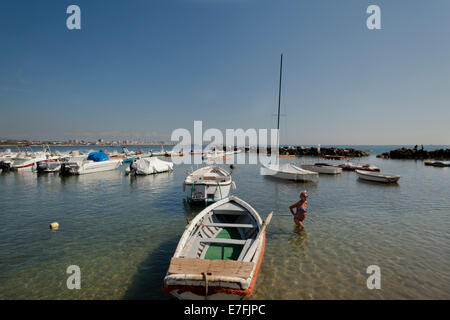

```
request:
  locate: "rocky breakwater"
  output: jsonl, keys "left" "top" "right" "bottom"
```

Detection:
{"left": 254, "top": 146, "right": 370, "bottom": 158}
{"left": 377, "top": 147, "right": 450, "bottom": 160}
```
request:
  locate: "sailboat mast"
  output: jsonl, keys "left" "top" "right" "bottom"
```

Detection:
{"left": 276, "top": 53, "right": 283, "bottom": 158}
{"left": 277, "top": 53, "right": 283, "bottom": 132}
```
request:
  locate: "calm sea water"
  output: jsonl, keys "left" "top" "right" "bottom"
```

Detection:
{"left": 0, "top": 145, "right": 449, "bottom": 299}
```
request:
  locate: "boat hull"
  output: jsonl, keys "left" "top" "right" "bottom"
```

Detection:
{"left": 185, "top": 182, "right": 232, "bottom": 203}
{"left": 164, "top": 233, "right": 265, "bottom": 300}
{"left": 163, "top": 196, "right": 266, "bottom": 300}
{"left": 261, "top": 164, "right": 318, "bottom": 182}
{"left": 130, "top": 157, "right": 173, "bottom": 175}
{"left": 356, "top": 170, "right": 400, "bottom": 183}
{"left": 301, "top": 164, "right": 342, "bottom": 175}
{"left": 11, "top": 159, "right": 44, "bottom": 171}
{"left": 63, "top": 159, "right": 122, "bottom": 175}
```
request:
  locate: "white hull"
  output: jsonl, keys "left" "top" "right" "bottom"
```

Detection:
{"left": 11, "top": 155, "right": 47, "bottom": 171}
{"left": 184, "top": 166, "right": 235, "bottom": 203}
{"left": 261, "top": 163, "right": 318, "bottom": 182}
{"left": 63, "top": 159, "right": 122, "bottom": 175}
{"left": 129, "top": 157, "right": 173, "bottom": 175}
{"left": 185, "top": 182, "right": 232, "bottom": 203}
{"left": 356, "top": 170, "right": 400, "bottom": 183}
{"left": 301, "top": 164, "right": 342, "bottom": 175}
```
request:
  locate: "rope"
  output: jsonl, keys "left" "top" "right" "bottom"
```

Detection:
{"left": 190, "top": 182, "right": 195, "bottom": 201}
{"left": 202, "top": 272, "right": 209, "bottom": 299}
{"left": 217, "top": 181, "right": 223, "bottom": 200}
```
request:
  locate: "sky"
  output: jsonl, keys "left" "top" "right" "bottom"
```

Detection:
{"left": 0, "top": 0, "right": 449, "bottom": 145}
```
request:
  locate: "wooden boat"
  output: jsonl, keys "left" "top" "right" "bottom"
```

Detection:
{"left": 300, "top": 163, "right": 342, "bottom": 175}
{"left": 356, "top": 170, "right": 400, "bottom": 183}
{"left": 184, "top": 166, "right": 235, "bottom": 203}
{"left": 163, "top": 196, "right": 272, "bottom": 300}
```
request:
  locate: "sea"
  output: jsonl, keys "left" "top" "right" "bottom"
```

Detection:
{"left": 0, "top": 145, "right": 449, "bottom": 299}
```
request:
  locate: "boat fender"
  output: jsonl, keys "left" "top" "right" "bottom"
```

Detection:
{"left": 231, "top": 181, "right": 236, "bottom": 190}
{"left": 49, "top": 222, "right": 59, "bottom": 230}
{"left": 230, "top": 164, "right": 236, "bottom": 170}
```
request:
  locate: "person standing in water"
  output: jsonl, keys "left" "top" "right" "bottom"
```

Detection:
{"left": 289, "top": 191, "right": 308, "bottom": 230}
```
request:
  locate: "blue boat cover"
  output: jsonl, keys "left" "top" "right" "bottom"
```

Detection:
{"left": 87, "top": 150, "right": 109, "bottom": 162}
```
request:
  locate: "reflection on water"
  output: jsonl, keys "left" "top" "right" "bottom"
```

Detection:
{"left": 1, "top": 152, "right": 450, "bottom": 299}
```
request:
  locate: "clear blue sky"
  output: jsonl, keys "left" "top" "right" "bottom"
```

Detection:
{"left": 1, "top": 0, "right": 449, "bottom": 145}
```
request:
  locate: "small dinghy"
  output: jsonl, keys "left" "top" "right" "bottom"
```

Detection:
{"left": 163, "top": 196, "right": 272, "bottom": 300}
{"left": 301, "top": 163, "right": 342, "bottom": 175}
{"left": 261, "top": 163, "right": 318, "bottom": 182}
{"left": 356, "top": 170, "right": 400, "bottom": 183}
{"left": 184, "top": 165, "right": 235, "bottom": 204}
{"left": 126, "top": 157, "right": 173, "bottom": 175}
{"left": 425, "top": 161, "right": 450, "bottom": 167}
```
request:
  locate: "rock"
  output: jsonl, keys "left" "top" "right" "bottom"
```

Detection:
{"left": 377, "top": 148, "right": 450, "bottom": 160}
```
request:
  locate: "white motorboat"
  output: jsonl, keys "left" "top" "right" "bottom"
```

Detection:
{"left": 62, "top": 151, "right": 122, "bottom": 175}
{"left": 300, "top": 163, "right": 342, "bottom": 175}
{"left": 10, "top": 150, "right": 47, "bottom": 171}
{"left": 163, "top": 196, "right": 272, "bottom": 300}
{"left": 0, "top": 149, "right": 18, "bottom": 171}
{"left": 127, "top": 157, "right": 173, "bottom": 175}
{"left": 37, "top": 159, "right": 63, "bottom": 173}
{"left": 0, "top": 149, "right": 17, "bottom": 162}
{"left": 261, "top": 163, "right": 318, "bottom": 182}
{"left": 184, "top": 165, "right": 236, "bottom": 204}
{"left": 356, "top": 170, "right": 400, "bottom": 183}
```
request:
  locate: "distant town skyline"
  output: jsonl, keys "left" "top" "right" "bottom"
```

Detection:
{"left": 1, "top": 1, "right": 449, "bottom": 145}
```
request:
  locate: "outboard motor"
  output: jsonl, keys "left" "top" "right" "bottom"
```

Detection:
{"left": 0, "top": 160, "right": 12, "bottom": 172}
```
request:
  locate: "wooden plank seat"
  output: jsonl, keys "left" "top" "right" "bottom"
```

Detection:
{"left": 203, "top": 223, "right": 255, "bottom": 229}
{"left": 168, "top": 257, "right": 254, "bottom": 279}
{"left": 198, "top": 238, "right": 247, "bottom": 245}
{"left": 213, "top": 210, "right": 246, "bottom": 215}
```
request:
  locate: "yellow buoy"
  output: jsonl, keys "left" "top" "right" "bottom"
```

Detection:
{"left": 49, "top": 222, "right": 59, "bottom": 230}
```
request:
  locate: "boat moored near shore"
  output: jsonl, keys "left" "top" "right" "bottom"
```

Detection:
{"left": 126, "top": 157, "right": 173, "bottom": 175}
{"left": 184, "top": 166, "right": 235, "bottom": 204}
{"left": 356, "top": 170, "right": 400, "bottom": 183}
{"left": 61, "top": 150, "right": 122, "bottom": 175}
{"left": 300, "top": 163, "right": 342, "bottom": 175}
{"left": 163, "top": 196, "right": 271, "bottom": 300}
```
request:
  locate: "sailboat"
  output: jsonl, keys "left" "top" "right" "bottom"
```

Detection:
{"left": 260, "top": 54, "right": 318, "bottom": 182}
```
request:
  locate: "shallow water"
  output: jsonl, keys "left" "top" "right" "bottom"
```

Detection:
{"left": 0, "top": 146, "right": 449, "bottom": 299}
